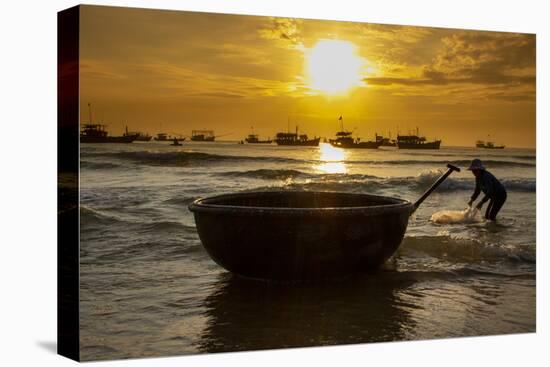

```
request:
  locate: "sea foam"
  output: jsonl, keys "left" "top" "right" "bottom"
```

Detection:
{"left": 430, "top": 207, "right": 483, "bottom": 224}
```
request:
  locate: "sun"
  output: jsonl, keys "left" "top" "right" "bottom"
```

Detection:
{"left": 305, "top": 40, "right": 365, "bottom": 95}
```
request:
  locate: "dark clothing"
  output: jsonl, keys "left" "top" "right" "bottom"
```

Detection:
{"left": 485, "top": 190, "right": 507, "bottom": 220}
{"left": 471, "top": 170, "right": 507, "bottom": 220}
{"left": 471, "top": 170, "right": 507, "bottom": 202}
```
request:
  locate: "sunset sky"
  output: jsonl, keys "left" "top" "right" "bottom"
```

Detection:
{"left": 79, "top": 5, "right": 536, "bottom": 147}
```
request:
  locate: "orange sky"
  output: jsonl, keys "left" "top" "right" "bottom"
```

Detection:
{"left": 79, "top": 5, "right": 536, "bottom": 148}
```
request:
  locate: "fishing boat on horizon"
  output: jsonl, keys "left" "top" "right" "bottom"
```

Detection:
{"left": 154, "top": 133, "right": 170, "bottom": 141}
{"left": 330, "top": 131, "right": 381, "bottom": 149}
{"left": 80, "top": 104, "right": 136, "bottom": 143}
{"left": 244, "top": 127, "right": 272, "bottom": 144}
{"left": 80, "top": 124, "right": 137, "bottom": 143}
{"left": 191, "top": 130, "right": 215, "bottom": 142}
{"left": 190, "top": 130, "right": 232, "bottom": 142}
{"left": 328, "top": 116, "right": 381, "bottom": 149}
{"left": 476, "top": 140, "right": 505, "bottom": 149}
{"left": 375, "top": 133, "right": 396, "bottom": 147}
{"left": 396, "top": 128, "right": 441, "bottom": 149}
{"left": 274, "top": 125, "right": 320, "bottom": 146}
{"left": 245, "top": 134, "right": 272, "bottom": 144}
{"left": 123, "top": 127, "right": 152, "bottom": 141}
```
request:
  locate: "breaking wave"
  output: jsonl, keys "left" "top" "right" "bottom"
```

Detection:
{"left": 276, "top": 179, "right": 534, "bottom": 194}
{"left": 80, "top": 150, "right": 535, "bottom": 169}
{"left": 400, "top": 235, "right": 536, "bottom": 265}
{"left": 354, "top": 159, "right": 535, "bottom": 168}
{"left": 244, "top": 168, "right": 535, "bottom": 192}
{"left": 222, "top": 169, "right": 310, "bottom": 180}
{"left": 430, "top": 208, "right": 483, "bottom": 224}
{"left": 81, "top": 150, "right": 300, "bottom": 166}
{"left": 401, "top": 151, "right": 535, "bottom": 161}
{"left": 221, "top": 169, "right": 379, "bottom": 181}
{"left": 80, "top": 205, "right": 194, "bottom": 233}
{"left": 413, "top": 169, "right": 535, "bottom": 192}
{"left": 80, "top": 205, "right": 127, "bottom": 227}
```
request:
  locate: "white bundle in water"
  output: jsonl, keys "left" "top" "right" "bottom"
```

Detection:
{"left": 430, "top": 207, "right": 482, "bottom": 224}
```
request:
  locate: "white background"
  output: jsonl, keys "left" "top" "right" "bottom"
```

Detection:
{"left": 0, "top": 0, "right": 547, "bottom": 365}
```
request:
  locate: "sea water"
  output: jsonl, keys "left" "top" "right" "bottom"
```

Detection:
{"left": 79, "top": 142, "right": 536, "bottom": 360}
{"left": 431, "top": 207, "right": 483, "bottom": 224}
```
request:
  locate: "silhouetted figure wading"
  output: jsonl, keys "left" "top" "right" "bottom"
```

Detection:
{"left": 467, "top": 159, "right": 507, "bottom": 220}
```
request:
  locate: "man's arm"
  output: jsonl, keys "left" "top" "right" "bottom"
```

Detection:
{"left": 478, "top": 194, "right": 490, "bottom": 206}
{"left": 475, "top": 193, "right": 490, "bottom": 210}
{"left": 470, "top": 177, "right": 481, "bottom": 202}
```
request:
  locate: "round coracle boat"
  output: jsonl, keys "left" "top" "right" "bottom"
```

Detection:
{"left": 189, "top": 191, "right": 413, "bottom": 281}
{"left": 189, "top": 164, "right": 459, "bottom": 281}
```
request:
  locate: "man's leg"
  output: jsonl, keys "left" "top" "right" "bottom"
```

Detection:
{"left": 485, "top": 199, "right": 493, "bottom": 220}
{"left": 489, "top": 193, "right": 507, "bottom": 220}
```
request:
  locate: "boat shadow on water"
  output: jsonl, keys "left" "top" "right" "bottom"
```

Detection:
{"left": 196, "top": 271, "right": 419, "bottom": 353}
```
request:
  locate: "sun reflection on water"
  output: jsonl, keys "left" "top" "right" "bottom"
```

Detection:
{"left": 316, "top": 143, "right": 347, "bottom": 174}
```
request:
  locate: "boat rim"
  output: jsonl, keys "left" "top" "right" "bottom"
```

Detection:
{"left": 188, "top": 191, "right": 413, "bottom": 216}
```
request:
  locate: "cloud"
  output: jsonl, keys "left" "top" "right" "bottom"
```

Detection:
{"left": 363, "top": 31, "right": 535, "bottom": 102}
{"left": 427, "top": 32, "right": 535, "bottom": 82}
{"left": 186, "top": 92, "right": 245, "bottom": 99}
{"left": 258, "top": 18, "right": 303, "bottom": 48}
{"left": 80, "top": 59, "right": 307, "bottom": 101}
{"left": 365, "top": 72, "right": 535, "bottom": 86}
{"left": 357, "top": 23, "right": 434, "bottom": 44}
{"left": 79, "top": 61, "right": 128, "bottom": 80}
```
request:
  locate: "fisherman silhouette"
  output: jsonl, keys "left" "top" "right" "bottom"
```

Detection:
{"left": 467, "top": 159, "right": 507, "bottom": 220}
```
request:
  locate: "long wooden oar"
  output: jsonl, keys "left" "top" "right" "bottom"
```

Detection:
{"left": 412, "top": 164, "right": 461, "bottom": 213}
